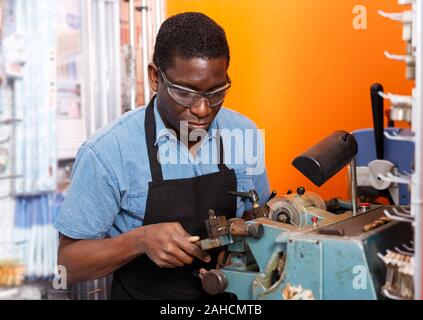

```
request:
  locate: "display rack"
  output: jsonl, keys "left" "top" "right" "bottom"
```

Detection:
{"left": 413, "top": 0, "right": 423, "bottom": 300}
{"left": 378, "top": 0, "right": 423, "bottom": 300}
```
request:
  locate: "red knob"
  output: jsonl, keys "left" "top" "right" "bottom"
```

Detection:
{"left": 311, "top": 216, "right": 318, "bottom": 224}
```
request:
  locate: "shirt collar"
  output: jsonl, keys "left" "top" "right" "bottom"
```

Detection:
{"left": 153, "top": 98, "right": 175, "bottom": 145}
{"left": 153, "top": 98, "right": 220, "bottom": 146}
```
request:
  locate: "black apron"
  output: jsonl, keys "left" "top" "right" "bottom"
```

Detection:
{"left": 111, "top": 97, "right": 237, "bottom": 300}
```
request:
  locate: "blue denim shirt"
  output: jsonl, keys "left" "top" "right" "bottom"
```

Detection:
{"left": 54, "top": 99, "right": 270, "bottom": 239}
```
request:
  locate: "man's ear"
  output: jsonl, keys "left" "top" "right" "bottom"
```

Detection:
{"left": 148, "top": 63, "right": 159, "bottom": 92}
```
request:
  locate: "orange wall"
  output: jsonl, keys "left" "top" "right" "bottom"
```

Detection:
{"left": 166, "top": 0, "right": 414, "bottom": 200}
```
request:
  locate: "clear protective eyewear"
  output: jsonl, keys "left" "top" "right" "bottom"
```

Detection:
{"left": 158, "top": 68, "right": 231, "bottom": 108}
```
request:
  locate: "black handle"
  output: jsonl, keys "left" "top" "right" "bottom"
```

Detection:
{"left": 296, "top": 186, "right": 306, "bottom": 195}
{"left": 370, "top": 83, "right": 384, "bottom": 160}
{"left": 227, "top": 190, "right": 259, "bottom": 202}
{"left": 267, "top": 190, "right": 277, "bottom": 202}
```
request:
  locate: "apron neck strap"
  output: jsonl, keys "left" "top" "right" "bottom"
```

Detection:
{"left": 145, "top": 97, "right": 230, "bottom": 182}
{"left": 216, "top": 130, "right": 228, "bottom": 172}
{"left": 145, "top": 97, "right": 164, "bottom": 181}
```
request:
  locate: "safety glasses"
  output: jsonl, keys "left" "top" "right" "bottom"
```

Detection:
{"left": 158, "top": 68, "right": 231, "bottom": 108}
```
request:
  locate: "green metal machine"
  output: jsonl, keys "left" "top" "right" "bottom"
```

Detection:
{"left": 198, "top": 131, "right": 413, "bottom": 300}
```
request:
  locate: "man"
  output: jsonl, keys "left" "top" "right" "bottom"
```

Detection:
{"left": 55, "top": 12, "right": 270, "bottom": 300}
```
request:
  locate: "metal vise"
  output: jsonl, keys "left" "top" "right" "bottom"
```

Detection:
{"left": 195, "top": 209, "right": 264, "bottom": 250}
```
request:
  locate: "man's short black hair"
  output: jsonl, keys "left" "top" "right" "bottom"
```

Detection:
{"left": 153, "top": 12, "right": 230, "bottom": 71}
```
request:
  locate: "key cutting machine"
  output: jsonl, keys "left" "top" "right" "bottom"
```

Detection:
{"left": 197, "top": 131, "right": 412, "bottom": 300}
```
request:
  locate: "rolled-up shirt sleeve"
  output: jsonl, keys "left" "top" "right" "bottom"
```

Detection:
{"left": 54, "top": 144, "right": 121, "bottom": 240}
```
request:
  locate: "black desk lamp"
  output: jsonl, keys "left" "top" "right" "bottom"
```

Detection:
{"left": 292, "top": 130, "right": 359, "bottom": 214}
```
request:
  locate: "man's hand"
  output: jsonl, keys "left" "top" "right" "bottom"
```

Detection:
{"left": 198, "top": 268, "right": 208, "bottom": 280}
{"left": 136, "top": 222, "right": 211, "bottom": 268}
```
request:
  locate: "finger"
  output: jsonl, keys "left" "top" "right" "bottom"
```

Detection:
{"left": 185, "top": 236, "right": 201, "bottom": 248}
{"left": 162, "top": 243, "right": 193, "bottom": 266}
{"left": 171, "top": 248, "right": 195, "bottom": 265}
{"left": 161, "top": 253, "right": 186, "bottom": 268}
{"left": 186, "top": 236, "right": 200, "bottom": 243}
{"left": 167, "top": 237, "right": 197, "bottom": 265}
{"left": 198, "top": 268, "right": 207, "bottom": 280}
{"left": 151, "top": 251, "right": 185, "bottom": 268}
{"left": 180, "top": 241, "right": 211, "bottom": 263}
{"left": 174, "top": 223, "right": 191, "bottom": 237}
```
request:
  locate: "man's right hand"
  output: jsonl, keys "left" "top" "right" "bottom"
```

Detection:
{"left": 135, "top": 222, "right": 211, "bottom": 268}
